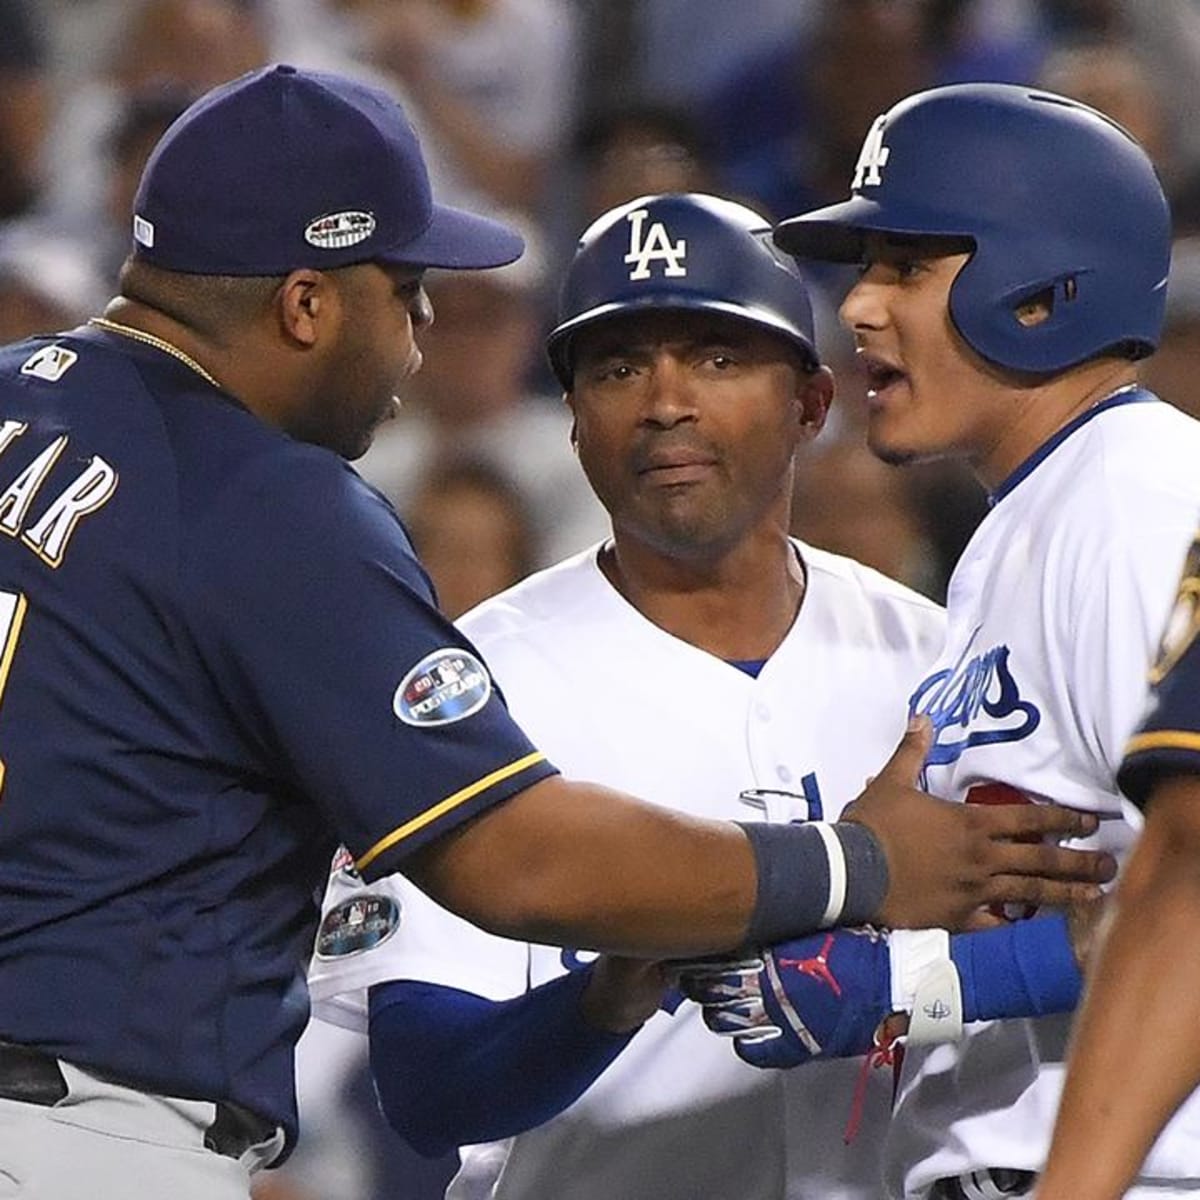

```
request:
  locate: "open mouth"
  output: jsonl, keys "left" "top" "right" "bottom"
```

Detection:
{"left": 861, "top": 354, "right": 907, "bottom": 397}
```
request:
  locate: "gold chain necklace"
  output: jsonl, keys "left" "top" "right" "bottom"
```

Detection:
{"left": 88, "top": 317, "right": 223, "bottom": 390}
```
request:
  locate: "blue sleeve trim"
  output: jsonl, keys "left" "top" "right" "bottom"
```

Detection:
{"left": 950, "top": 912, "right": 1083, "bottom": 1022}
{"left": 367, "top": 971, "right": 636, "bottom": 1157}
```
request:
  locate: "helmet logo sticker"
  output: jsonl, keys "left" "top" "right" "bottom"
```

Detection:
{"left": 624, "top": 208, "right": 687, "bottom": 280}
{"left": 851, "top": 115, "right": 891, "bottom": 190}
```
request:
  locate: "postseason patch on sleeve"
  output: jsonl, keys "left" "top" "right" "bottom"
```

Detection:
{"left": 315, "top": 893, "right": 401, "bottom": 959}
{"left": 393, "top": 647, "right": 492, "bottom": 727}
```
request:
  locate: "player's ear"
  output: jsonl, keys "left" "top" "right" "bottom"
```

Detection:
{"left": 564, "top": 393, "right": 579, "bottom": 451}
{"left": 796, "top": 363, "right": 833, "bottom": 442}
{"left": 277, "top": 269, "right": 329, "bottom": 348}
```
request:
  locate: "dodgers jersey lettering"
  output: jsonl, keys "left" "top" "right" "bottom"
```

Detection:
{"left": 0, "top": 327, "right": 555, "bottom": 1144}
{"left": 887, "top": 391, "right": 1200, "bottom": 1197}
{"left": 309, "top": 542, "right": 945, "bottom": 1200}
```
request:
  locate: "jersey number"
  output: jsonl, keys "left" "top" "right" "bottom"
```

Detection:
{"left": 0, "top": 589, "right": 27, "bottom": 796}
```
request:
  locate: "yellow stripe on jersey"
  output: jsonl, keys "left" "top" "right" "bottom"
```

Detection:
{"left": 356, "top": 750, "right": 547, "bottom": 872}
{"left": 1125, "top": 730, "right": 1200, "bottom": 756}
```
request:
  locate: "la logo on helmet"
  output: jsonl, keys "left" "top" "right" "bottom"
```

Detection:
{"left": 852, "top": 115, "right": 891, "bottom": 190}
{"left": 624, "top": 208, "right": 687, "bottom": 280}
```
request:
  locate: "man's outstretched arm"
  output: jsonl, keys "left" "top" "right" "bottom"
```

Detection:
{"left": 404, "top": 719, "right": 1114, "bottom": 959}
{"left": 367, "top": 957, "right": 672, "bottom": 1156}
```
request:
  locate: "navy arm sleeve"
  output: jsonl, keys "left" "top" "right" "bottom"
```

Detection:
{"left": 367, "top": 972, "right": 636, "bottom": 1158}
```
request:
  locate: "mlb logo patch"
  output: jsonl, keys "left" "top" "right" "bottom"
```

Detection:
{"left": 314, "top": 893, "right": 401, "bottom": 959}
{"left": 393, "top": 647, "right": 492, "bottom": 727}
{"left": 305, "top": 210, "right": 376, "bottom": 250}
{"left": 20, "top": 345, "right": 78, "bottom": 382}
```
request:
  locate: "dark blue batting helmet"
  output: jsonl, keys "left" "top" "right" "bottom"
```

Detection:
{"left": 546, "top": 192, "right": 820, "bottom": 388}
{"left": 775, "top": 83, "right": 1171, "bottom": 375}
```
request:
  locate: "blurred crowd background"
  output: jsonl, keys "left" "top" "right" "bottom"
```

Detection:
{"left": 3, "top": 1, "right": 1200, "bottom": 1196}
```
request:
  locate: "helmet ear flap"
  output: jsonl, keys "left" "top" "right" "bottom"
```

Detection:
{"left": 950, "top": 247, "right": 1155, "bottom": 375}
{"left": 947, "top": 252, "right": 1087, "bottom": 373}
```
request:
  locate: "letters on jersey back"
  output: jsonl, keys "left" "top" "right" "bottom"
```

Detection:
{"left": 0, "top": 369, "right": 118, "bottom": 569}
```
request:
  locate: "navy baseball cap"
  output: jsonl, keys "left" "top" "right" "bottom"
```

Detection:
{"left": 131, "top": 63, "right": 524, "bottom": 275}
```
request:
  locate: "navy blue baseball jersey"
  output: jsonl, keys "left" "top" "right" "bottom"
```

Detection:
{"left": 0, "top": 323, "right": 556, "bottom": 1144}
{"left": 1119, "top": 529, "right": 1200, "bottom": 807}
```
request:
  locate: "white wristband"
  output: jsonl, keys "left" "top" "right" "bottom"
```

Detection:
{"left": 888, "top": 928, "right": 963, "bottom": 1045}
{"left": 811, "top": 821, "right": 846, "bottom": 926}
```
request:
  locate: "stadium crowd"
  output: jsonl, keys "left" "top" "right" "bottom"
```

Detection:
{"left": 3, "top": 2, "right": 1200, "bottom": 1197}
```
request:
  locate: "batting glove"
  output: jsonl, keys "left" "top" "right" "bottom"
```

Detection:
{"left": 676, "top": 927, "right": 963, "bottom": 1069}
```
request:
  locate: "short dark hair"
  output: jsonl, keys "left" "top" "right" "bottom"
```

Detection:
{"left": 118, "top": 257, "right": 284, "bottom": 343}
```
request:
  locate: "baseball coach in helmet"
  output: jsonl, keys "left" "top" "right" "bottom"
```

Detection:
{"left": 307, "top": 192, "right": 956, "bottom": 1200}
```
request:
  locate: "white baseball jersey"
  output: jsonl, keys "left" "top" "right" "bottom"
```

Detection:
{"left": 309, "top": 539, "right": 944, "bottom": 1200}
{"left": 886, "top": 390, "right": 1200, "bottom": 1198}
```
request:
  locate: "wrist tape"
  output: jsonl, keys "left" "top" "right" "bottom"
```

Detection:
{"left": 950, "top": 913, "right": 1082, "bottom": 1020}
{"left": 887, "top": 914, "right": 1083, "bottom": 1046}
{"left": 888, "top": 928, "right": 964, "bottom": 1045}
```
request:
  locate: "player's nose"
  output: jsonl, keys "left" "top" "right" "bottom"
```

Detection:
{"left": 410, "top": 287, "right": 434, "bottom": 330}
{"left": 641, "top": 353, "right": 699, "bottom": 427}
{"left": 838, "top": 272, "right": 888, "bottom": 334}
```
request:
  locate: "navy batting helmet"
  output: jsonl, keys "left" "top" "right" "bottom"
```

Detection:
{"left": 775, "top": 83, "right": 1171, "bottom": 375}
{"left": 546, "top": 192, "right": 820, "bottom": 388}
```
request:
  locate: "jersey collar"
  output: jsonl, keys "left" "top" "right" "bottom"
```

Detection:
{"left": 990, "top": 385, "right": 1156, "bottom": 505}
